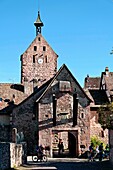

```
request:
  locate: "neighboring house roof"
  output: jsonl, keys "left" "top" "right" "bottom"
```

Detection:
{"left": 14, "top": 77, "right": 54, "bottom": 107}
{"left": 84, "top": 76, "right": 101, "bottom": 89}
{"left": 88, "top": 89, "right": 109, "bottom": 105}
{"left": 102, "top": 72, "right": 113, "bottom": 96}
{"left": 99, "top": 67, "right": 113, "bottom": 103}
{"left": 84, "top": 67, "right": 113, "bottom": 105}
{"left": 0, "top": 83, "right": 27, "bottom": 111}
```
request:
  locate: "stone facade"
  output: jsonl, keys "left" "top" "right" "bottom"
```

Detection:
{"left": 84, "top": 75, "right": 109, "bottom": 145}
{"left": 90, "top": 107, "right": 108, "bottom": 144}
{"left": 38, "top": 66, "right": 91, "bottom": 157}
{"left": 109, "top": 129, "right": 113, "bottom": 164}
{"left": 11, "top": 65, "right": 91, "bottom": 157}
{"left": 0, "top": 125, "right": 10, "bottom": 142}
{"left": 0, "top": 142, "right": 25, "bottom": 169}
{"left": 21, "top": 34, "right": 58, "bottom": 95}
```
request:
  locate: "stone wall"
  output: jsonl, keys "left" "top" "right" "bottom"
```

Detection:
{"left": 38, "top": 99, "right": 90, "bottom": 157}
{"left": 90, "top": 108, "right": 108, "bottom": 144}
{"left": 0, "top": 142, "right": 25, "bottom": 169}
{"left": 0, "top": 125, "right": 11, "bottom": 142}
{"left": 109, "top": 129, "right": 113, "bottom": 165}
{"left": 12, "top": 96, "right": 39, "bottom": 155}
{"left": 38, "top": 70, "right": 91, "bottom": 157}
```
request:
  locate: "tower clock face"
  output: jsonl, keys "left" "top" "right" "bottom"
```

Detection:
{"left": 38, "top": 58, "right": 43, "bottom": 64}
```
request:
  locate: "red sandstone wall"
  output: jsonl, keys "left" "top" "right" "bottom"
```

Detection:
{"left": 90, "top": 109, "right": 108, "bottom": 144}
{"left": 21, "top": 34, "right": 58, "bottom": 92}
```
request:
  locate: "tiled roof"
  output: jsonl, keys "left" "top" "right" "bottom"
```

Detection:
{"left": 0, "top": 79, "right": 54, "bottom": 114}
{"left": 103, "top": 72, "right": 113, "bottom": 95}
{"left": 89, "top": 89, "right": 109, "bottom": 105}
{"left": 0, "top": 83, "right": 26, "bottom": 111}
{"left": 84, "top": 77, "right": 101, "bottom": 89}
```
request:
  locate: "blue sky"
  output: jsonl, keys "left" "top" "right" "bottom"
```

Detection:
{"left": 0, "top": 0, "right": 113, "bottom": 87}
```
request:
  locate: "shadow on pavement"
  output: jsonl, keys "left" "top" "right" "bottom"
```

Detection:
{"left": 49, "top": 160, "right": 113, "bottom": 170}
{"left": 18, "top": 159, "right": 113, "bottom": 170}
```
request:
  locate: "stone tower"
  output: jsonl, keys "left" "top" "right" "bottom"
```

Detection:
{"left": 20, "top": 11, "right": 58, "bottom": 94}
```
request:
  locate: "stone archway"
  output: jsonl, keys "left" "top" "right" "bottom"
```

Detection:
{"left": 52, "top": 130, "right": 78, "bottom": 157}
{"left": 52, "top": 131, "right": 68, "bottom": 157}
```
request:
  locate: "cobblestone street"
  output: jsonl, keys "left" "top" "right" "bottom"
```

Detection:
{"left": 17, "top": 157, "right": 113, "bottom": 170}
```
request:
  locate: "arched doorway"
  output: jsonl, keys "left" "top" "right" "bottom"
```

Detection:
{"left": 52, "top": 130, "right": 78, "bottom": 157}
{"left": 68, "top": 132, "right": 77, "bottom": 157}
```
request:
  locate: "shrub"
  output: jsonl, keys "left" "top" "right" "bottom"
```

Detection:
{"left": 91, "top": 135, "right": 104, "bottom": 149}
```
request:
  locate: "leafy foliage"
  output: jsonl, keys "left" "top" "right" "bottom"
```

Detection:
{"left": 91, "top": 135, "right": 102, "bottom": 149}
{"left": 97, "top": 102, "right": 113, "bottom": 129}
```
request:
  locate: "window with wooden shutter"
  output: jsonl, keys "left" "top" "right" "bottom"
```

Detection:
{"left": 59, "top": 81, "right": 71, "bottom": 92}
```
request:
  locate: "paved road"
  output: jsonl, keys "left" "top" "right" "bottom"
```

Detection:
{"left": 17, "top": 157, "right": 113, "bottom": 170}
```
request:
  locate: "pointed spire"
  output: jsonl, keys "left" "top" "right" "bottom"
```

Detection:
{"left": 34, "top": 11, "right": 44, "bottom": 36}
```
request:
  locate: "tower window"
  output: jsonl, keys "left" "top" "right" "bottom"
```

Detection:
{"left": 38, "top": 37, "right": 41, "bottom": 41}
{"left": 43, "top": 46, "right": 46, "bottom": 51}
{"left": 33, "top": 55, "right": 35, "bottom": 63}
{"left": 45, "top": 55, "right": 48, "bottom": 63}
{"left": 81, "top": 113, "right": 84, "bottom": 119}
{"left": 34, "top": 46, "right": 37, "bottom": 51}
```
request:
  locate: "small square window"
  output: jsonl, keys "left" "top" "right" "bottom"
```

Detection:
{"left": 81, "top": 113, "right": 84, "bottom": 119}
{"left": 43, "top": 46, "right": 46, "bottom": 51}
{"left": 59, "top": 81, "right": 71, "bottom": 92}
{"left": 34, "top": 46, "right": 37, "bottom": 51}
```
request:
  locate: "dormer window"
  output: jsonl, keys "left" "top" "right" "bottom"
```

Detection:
{"left": 59, "top": 81, "right": 71, "bottom": 92}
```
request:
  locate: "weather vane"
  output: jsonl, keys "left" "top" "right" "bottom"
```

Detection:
{"left": 38, "top": 0, "right": 40, "bottom": 11}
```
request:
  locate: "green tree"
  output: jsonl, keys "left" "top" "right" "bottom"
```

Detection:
{"left": 97, "top": 102, "right": 113, "bottom": 130}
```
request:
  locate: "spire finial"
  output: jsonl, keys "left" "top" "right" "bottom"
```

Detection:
{"left": 34, "top": 10, "right": 44, "bottom": 36}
